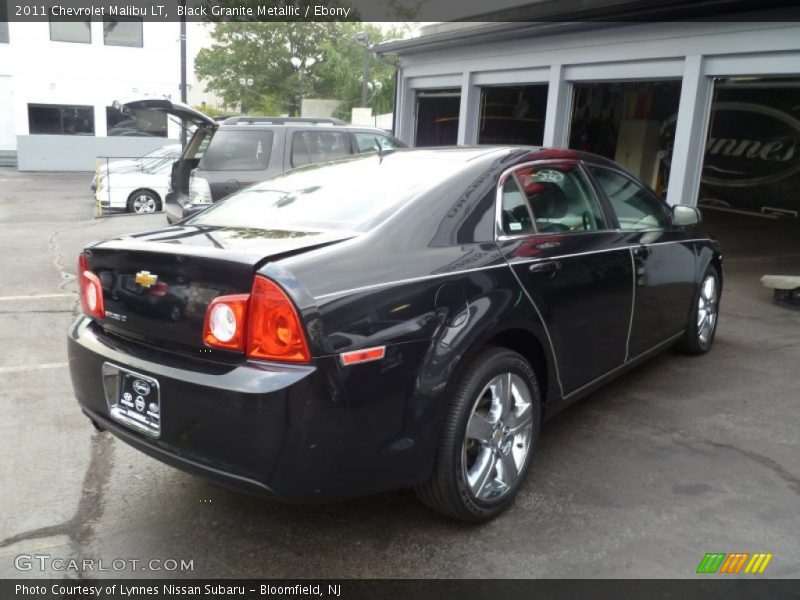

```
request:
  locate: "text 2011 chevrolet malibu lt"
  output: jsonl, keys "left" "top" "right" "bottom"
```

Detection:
{"left": 68, "top": 147, "right": 722, "bottom": 521}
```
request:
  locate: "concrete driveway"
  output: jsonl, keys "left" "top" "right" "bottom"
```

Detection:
{"left": 1, "top": 168, "right": 798, "bottom": 579}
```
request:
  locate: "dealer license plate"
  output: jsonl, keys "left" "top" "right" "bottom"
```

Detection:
{"left": 104, "top": 364, "right": 161, "bottom": 437}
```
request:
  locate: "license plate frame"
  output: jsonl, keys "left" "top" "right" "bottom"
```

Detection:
{"left": 103, "top": 363, "right": 161, "bottom": 438}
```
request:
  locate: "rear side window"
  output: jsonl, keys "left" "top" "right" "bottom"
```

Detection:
{"left": 500, "top": 176, "right": 534, "bottom": 235}
{"left": 291, "top": 130, "right": 351, "bottom": 167}
{"left": 200, "top": 129, "right": 273, "bottom": 171}
{"left": 353, "top": 132, "right": 399, "bottom": 153}
{"left": 589, "top": 166, "right": 670, "bottom": 230}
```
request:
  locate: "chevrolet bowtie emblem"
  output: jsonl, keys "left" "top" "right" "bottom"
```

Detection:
{"left": 135, "top": 271, "right": 158, "bottom": 288}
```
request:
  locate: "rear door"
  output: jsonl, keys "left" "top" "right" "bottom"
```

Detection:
{"left": 286, "top": 128, "right": 353, "bottom": 169}
{"left": 586, "top": 164, "right": 698, "bottom": 357}
{"left": 496, "top": 160, "right": 634, "bottom": 395}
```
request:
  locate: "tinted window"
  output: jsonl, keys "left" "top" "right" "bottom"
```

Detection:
{"left": 49, "top": 20, "right": 91, "bottom": 43}
{"left": 28, "top": 104, "right": 94, "bottom": 135}
{"left": 512, "top": 163, "right": 606, "bottom": 233}
{"left": 189, "top": 155, "right": 467, "bottom": 233}
{"left": 291, "top": 130, "right": 351, "bottom": 167}
{"left": 354, "top": 132, "right": 398, "bottom": 153}
{"left": 103, "top": 17, "right": 143, "bottom": 47}
{"left": 589, "top": 167, "right": 670, "bottom": 230}
{"left": 500, "top": 175, "right": 534, "bottom": 235}
{"left": 200, "top": 130, "right": 274, "bottom": 171}
{"left": 106, "top": 106, "right": 166, "bottom": 137}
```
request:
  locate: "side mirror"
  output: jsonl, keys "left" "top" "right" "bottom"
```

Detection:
{"left": 672, "top": 204, "right": 702, "bottom": 226}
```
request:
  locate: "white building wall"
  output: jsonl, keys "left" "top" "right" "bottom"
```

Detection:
{"left": 0, "top": 21, "right": 182, "bottom": 170}
{"left": 390, "top": 20, "right": 800, "bottom": 207}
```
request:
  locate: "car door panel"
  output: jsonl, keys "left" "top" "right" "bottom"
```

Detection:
{"left": 625, "top": 230, "right": 699, "bottom": 356}
{"left": 586, "top": 165, "right": 699, "bottom": 357}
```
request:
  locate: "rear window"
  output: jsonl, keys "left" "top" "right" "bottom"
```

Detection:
{"left": 200, "top": 129, "right": 273, "bottom": 171}
{"left": 188, "top": 154, "right": 466, "bottom": 233}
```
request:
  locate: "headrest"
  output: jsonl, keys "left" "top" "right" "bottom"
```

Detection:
{"left": 527, "top": 183, "right": 568, "bottom": 219}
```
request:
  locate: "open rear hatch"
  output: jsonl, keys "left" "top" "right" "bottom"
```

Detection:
{"left": 114, "top": 97, "right": 218, "bottom": 130}
{"left": 83, "top": 225, "right": 355, "bottom": 354}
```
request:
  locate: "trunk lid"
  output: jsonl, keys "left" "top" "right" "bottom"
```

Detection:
{"left": 85, "top": 225, "right": 355, "bottom": 354}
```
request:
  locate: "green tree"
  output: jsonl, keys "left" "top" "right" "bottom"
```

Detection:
{"left": 194, "top": 21, "right": 407, "bottom": 119}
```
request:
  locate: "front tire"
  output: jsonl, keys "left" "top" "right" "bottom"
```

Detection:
{"left": 677, "top": 265, "right": 720, "bottom": 354}
{"left": 127, "top": 190, "right": 161, "bottom": 214}
{"left": 415, "top": 347, "right": 541, "bottom": 522}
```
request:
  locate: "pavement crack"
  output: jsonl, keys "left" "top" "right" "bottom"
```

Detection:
{"left": 0, "top": 432, "right": 114, "bottom": 549}
{"left": 48, "top": 220, "right": 104, "bottom": 292}
{"left": 639, "top": 418, "right": 800, "bottom": 497}
{"left": 674, "top": 434, "right": 800, "bottom": 496}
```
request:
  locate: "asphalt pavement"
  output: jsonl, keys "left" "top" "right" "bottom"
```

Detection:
{"left": 1, "top": 168, "right": 798, "bottom": 579}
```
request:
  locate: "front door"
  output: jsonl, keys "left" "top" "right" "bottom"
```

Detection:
{"left": 587, "top": 165, "right": 698, "bottom": 357}
{"left": 496, "top": 161, "right": 634, "bottom": 395}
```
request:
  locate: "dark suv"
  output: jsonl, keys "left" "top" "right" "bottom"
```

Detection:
{"left": 121, "top": 99, "right": 405, "bottom": 223}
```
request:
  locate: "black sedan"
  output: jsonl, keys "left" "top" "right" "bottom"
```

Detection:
{"left": 68, "top": 147, "right": 722, "bottom": 522}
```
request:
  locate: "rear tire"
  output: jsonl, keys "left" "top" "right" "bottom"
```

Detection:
{"left": 415, "top": 347, "right": 541, "bottom": 522}
{"left": 127, "top": 190, "right": 161, "bottom": 214}
{"left": 677, "top": 265, "right": 720, "bottom": 354}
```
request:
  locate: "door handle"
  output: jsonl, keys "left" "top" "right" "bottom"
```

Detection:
{"left": 633, "top": 245, "right": 650, "bottom": 259}
{"left": 529, "top": 260, "right": 561, "bottom": 274}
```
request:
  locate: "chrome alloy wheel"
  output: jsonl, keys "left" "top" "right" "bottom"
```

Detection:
{"left": 462, "top": 372, "right": 534, "bottom": 501}
{"left": 132, "top": 194, "right": 157, "bottom": 214}
{"left": 697, "top": 274, "right": 718, "bottom": 345}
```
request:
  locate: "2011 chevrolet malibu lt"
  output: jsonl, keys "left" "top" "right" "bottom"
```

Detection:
{"left": 68, "top": 147, "right": 722, "bottom": 521}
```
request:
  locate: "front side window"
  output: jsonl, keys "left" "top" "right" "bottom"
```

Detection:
{"left": 505, "top": 162, "right": 607, "bottom": 234}
{"left": 199, "top": 130, "right": 274, "bottom": 171}
{"left": 106, "top": 106, "right": 166, "bottom": 137}
{"left": 103, "top": 17, "right": 143, "bottom": 47}
{"left": 353, "top": 132, "right": 398, "bottom": 153}
{"left": 49, "top": 20, "right": 91, "bottom": 43}
{"left": 588, "top": 166, "right": 670, "bottom": 230}
{"left": 291, "top": 130, "right": 351, "bottom": 167}
{"left": 28, "top": 104, "right": 94, "bottom": 135}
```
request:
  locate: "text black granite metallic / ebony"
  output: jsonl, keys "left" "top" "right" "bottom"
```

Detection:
{"left": 68, "top": 147, "right": 722, "bottom": 521}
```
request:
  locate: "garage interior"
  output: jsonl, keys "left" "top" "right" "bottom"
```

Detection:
{"left": 415, "top": 90, "right": 460, "bottom": 146}
{"left": 478, "top": 84, "right": 548, "bottom": 145}
{"left": 568, "top": 80, "right": 682, "bottom": 197}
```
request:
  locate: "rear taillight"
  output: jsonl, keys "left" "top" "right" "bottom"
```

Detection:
{"left": 203, "top": 294, "right": 249, "bottom": 351}
{"left": 78, "top": 253, "right": 105, "bottom": 320}
{"left": 247, "top": 276, "right": 311, "bottom": 363}
{"left": 202, "top": 276, "right": 310, "bottom": 363}
{"left": 189, "top": 170, "right": 212, "bottom": 205}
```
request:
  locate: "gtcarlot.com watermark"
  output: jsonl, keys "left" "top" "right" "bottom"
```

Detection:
{"left": 14, "top": 553, "right": 194, "bottom": 573}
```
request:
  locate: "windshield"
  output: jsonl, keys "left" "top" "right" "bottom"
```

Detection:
{"left": 187, "top": 154, "right": 466, "bottom": 232}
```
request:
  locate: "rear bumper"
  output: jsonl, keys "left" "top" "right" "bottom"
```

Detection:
{"left": 68, "top": 316, "right": 319, "bottom": 501}
{"left": 67, "top": 317, "right": 435, "bottom": 502}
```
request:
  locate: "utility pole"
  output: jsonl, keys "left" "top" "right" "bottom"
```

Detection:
{"left": 355, "top": 31, "right": 371, "bottom": 108}
{"left": 179, "top": 0, "right": 187, "bottom": 148}
{"left": 361, "top": 44, "right": 370, "bottom": 107}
